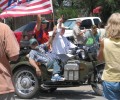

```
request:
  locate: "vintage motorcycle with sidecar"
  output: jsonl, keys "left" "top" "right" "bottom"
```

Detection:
{"left": 11, "top": 30, "right": 104, "bottom": 99}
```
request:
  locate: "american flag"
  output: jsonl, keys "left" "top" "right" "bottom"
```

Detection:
{"left": 0, "top": 0, "right": 53, "bottom": 18}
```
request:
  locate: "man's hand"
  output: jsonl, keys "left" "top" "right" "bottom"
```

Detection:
{"left": 57, "top": 18, "right": 63, "bottom": 24}
{"left": 36, "top": 14, "right": 42, "bottom": 31}
{"left": 36, "top": 68, "right": 41, "bottom": 76}
{"left": 80, "top": 28, "right": 86, "bottom": 36}
{"left": 59, "top": 18, "right": 63, "bottom": 23}
{"left": 79, "top": 31, "right": 85, "bottom": 36}
{"left": 26, "top": 54, "right": 29, "bottom": 58}
{"left": 29, "top": 58, "right": 41, "bottom": 76}
{"left": 83, "top": 27, "right": 86, "bottom": 33}
{"left": 37, "top": 14, "right": 41, "bottom": 21}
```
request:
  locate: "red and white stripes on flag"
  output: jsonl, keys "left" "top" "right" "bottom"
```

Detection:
{"left": 0, "top": 0, "right": 15, "bottom": 11}
{"left": 0, "top": 0, "right": 53, "bottom": 18}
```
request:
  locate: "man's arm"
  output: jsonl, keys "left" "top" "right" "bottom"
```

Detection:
{"left": 57, "top": 15, "right": 64, "bottom": 29}
{"left": 97, "top": 39, "right": 104, "bottom": 61}
{"left": 57, "top": 18, "right": 63, "bottom": 29}
{"left": 29, "top": 58, "right": 41, "bottom": 76}
{"left": 29, "top": 51, "right": 41, "bottom": 76}
{"left": 36, "top": 14, "right": 41, "bottom": 31}
{"left": 9, "top": 55, "right": 19, "bottom": 61}
{"left": 4, "top": 25, "right": 20, "bottom": 61}
{"left": 47, "top": 26, "right": 57, "bottom": 46}
{"left": 74, "top": 26, "right": 85, "bottom": 36}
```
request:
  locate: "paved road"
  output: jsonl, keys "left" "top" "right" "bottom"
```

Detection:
{"left": 15, "top": 85, "right": 107, "bottom": 100}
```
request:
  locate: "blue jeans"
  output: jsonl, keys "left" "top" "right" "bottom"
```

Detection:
{"left": 102, "top": 81, "right": 120, "bottom": 100}
{"left": 47, "top": 59, "right": 61, "bottom": 75}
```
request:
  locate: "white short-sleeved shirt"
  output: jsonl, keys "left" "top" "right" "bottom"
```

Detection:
{"left": 52, "top": 29, "right": 76, "bottom": 54}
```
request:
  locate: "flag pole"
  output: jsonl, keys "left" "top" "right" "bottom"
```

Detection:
{"left": 3, "top": 19, "right": 6, "bottom": 23}
{"left": 50, "top": 0, "right": 55, "bottom": 26}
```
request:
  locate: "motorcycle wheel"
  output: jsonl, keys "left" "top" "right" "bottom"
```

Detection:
{"left": 13, "top": 67, "right": 39, "bottom": 99}
{"left": 40, "top": 84, "right": 57, "bottom": 93}
{"left": 91, "top": 69, "right": 103, "bottom": 96}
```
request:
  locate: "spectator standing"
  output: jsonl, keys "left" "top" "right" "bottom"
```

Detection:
{"left": 97, "top": 13, "right": 120, "bottom": 100}
{"left": 0, "top": 22, "right": 20, "bottom": 100}
{"left": 73, "top": 19, "right": 86, "bottom": 45}
{"left": 33, "top": 14, "right": 49, "bottom": 44}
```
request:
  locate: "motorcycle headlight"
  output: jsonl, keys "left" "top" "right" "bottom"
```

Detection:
{"left": 81, "top": 51, "right": 86, "bottom": 59}
{"left": 76, "top": 49, "right": 86, "bottom": 60}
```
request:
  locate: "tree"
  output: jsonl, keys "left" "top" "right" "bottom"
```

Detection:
{"left": 52, "top": 0, "right": 79, "bottom": 19}
{"left": 72, "top": 0, "right": 120, "bottom": 23}
{"left": 57, "top": 0, "right": 64, "bottom": 7}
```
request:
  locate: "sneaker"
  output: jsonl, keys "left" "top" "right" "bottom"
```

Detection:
{"left": 51, "top": 74, "right": 65, "bottom": 82}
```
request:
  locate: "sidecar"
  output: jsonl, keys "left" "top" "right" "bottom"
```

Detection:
{"left": 11, "top": 30, "right": 104, "bottom": 99}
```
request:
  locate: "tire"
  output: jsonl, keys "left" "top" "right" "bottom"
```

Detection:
{"left": 91, "top": 69, "right": 103, "bottom": 96}
{"left": 39, "top": 84, "right": 57, "bottom": 93}
{"left": 13, "top": 67, "right": 40, "bottom": 99}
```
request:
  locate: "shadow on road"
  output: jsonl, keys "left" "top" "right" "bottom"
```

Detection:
{"left": 15, "top": 88, "right": 101, "bottom": 99}
{"left": 37, "top": 90, "right": 97, "bottom": 99}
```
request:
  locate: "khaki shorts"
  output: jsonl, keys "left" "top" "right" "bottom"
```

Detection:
{"left": 0, "top": 92, "right": 15, "bottom": 100}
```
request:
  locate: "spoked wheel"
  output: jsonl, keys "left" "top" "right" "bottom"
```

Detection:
{"left": 40, "top": 84, "right": 57, "bottom": 93}
{"left": 13, "top": 67, "right": 40, "bottom": 99}
{"left": 91, "top": 69, "right": 103, "bottom": 96}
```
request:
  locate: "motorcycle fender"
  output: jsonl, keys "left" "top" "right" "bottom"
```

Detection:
{"left": 11, "top": 61, "right": 33, "bottom": 72}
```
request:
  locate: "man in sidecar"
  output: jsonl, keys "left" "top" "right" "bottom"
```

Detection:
{"left": 27, "top": 38, "right": 65, "bottom": 82}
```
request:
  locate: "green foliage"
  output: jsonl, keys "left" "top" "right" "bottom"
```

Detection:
{"left": 71, "top": 0, "right": 113, "bottom": 22}
{"left": 55, "top": 7, "right": 78, "bottom": 19}
{"left": 105, "top": 0, "right": 115, "bottom": 4}
{"left": 97, "top": 0, "right": 120, "bottom": 22}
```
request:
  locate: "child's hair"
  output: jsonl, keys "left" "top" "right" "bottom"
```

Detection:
{"left": 105, "top": 13, "right": 120, "bottom": 39}
{"left": 91, "top": 25, "right": 98, "bottom": 35}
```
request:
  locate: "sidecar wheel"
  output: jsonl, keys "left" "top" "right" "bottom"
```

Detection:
{"left": 91, "top": 69, "right": 103, "bottom": 96}
{"left": 40, "top": 84, "right": 57, "bottom": 93}
{"left": 13, "top": 67, "right": 39, "bottom": 99}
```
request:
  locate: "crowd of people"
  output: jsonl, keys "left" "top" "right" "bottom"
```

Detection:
{"left": 0, "top": 13, "right": 120, "bottom": 100}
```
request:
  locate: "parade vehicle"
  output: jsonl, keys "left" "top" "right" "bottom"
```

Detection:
{"left": 11, "top": 30, "right": 104, "bottom": 99}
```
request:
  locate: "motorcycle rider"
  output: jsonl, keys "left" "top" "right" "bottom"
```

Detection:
{"left": 28, "top": 38, "right": 65, "bottom": 82}
{"left": 51, "top": 17, "right": 76, "bottom": 54}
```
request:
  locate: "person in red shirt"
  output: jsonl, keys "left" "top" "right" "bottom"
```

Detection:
{"left": 14, "top": 31, "right": 22, "bottom": 45}
{"left": 33, "top": 14, "right": 49, "bottom": 44}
